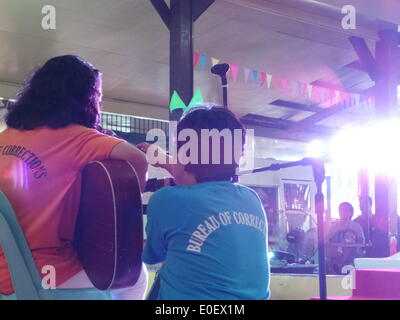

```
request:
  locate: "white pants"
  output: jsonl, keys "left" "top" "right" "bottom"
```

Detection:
{"left": 58, "top": 263, "right": 148, "bottom": 300}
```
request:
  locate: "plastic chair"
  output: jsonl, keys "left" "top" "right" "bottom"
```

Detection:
{"left": 0, "top": 191, "right": 111, "bottom": 300}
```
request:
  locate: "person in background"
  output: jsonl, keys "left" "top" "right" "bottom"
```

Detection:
{"left": 354, "top": 196, "right": 387, "bottom": 257}
{"left": 326, "top": 202, "right": 365, "bottom": 274}
{"left": 257, "top": 189, "right": 277, "bottom": 238}
{"left": 0, "top": 55, "right": 148, "bottom": 299}
{"left": 354, "top": 196, "right": 374, "bottom": 247}
{"left": 139, "top": 105, "right": 270, "bottom": 300}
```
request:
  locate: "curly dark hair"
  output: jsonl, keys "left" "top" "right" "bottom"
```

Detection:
{"left": 6, "top": 55, "right": 102, "bottom": 130}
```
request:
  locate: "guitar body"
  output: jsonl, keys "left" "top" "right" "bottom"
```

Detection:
{"left": 74, "top": 160, "right": 143, "bottom": 290}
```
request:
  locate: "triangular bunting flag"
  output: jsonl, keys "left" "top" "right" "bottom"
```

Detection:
{"left": 273, "top": 76, "right": 280, "bottom": 89}
{"left": 260, "top": 72, "right": 266, "bottom": 86}
{"left": 296, "top": 81, "right": 302, "bottom": 96}
{"left": 326, "top": 89, "right": 332, "bottom": 102}
{"left": 337, "top": 90, "right": 345, "bottom": 106}
{"left": 328, "top": 89, "right": 335, "bottom": 104}
{"left": 344, "top": 92, "right": 351, "bottom": 107}
{"left": 281, "top": 78, "right": 288, "bottom": 95}
{"left": 170, "top": 91, "right": 187, "bottom": 112}
{"left": 252, "top": 70, "right": 259, "bottom": 83}
{"left": 188, "top": 55, "right": 377, "bottom": 110}
{"left": 288, "top": 80, "right": 296, "bottom": 96}
{"left": 200, "top": 54, "right": 207, "bottom": 69}
{"left": 348, "top": 94, "right": 354, "bottom": 107}
{"left": 312, "top": 86, "right": 320, "bottom": 103}
{"left": 169, "top": 89, "right": 205, "bottom": 113}
{"left": 352, "top": 94, "right": 358, "bottom": 107}
{"left": 307, "top": 84, "right": 313, "bottom": 99}
{"left": 351, "top": 94, "right": 356, "bottom": 107}
{"left": 324, "top": 88, "right": 331, "bottom": 102}
{"left": 266, "top": 74, "right": 273, "bottom": 89}
{"left": 320, "top": 87, "right": 327, "bottom": 102}
{"left": 302, "top": 83, "right": 308, "bottom": 97}
{"left": 354, "top": 94, "right": 361, "bottom": 106}
{"left": 230, "top": 64, "right": 239, "bottom": 82}
{"left": 288, "top": 81, "right": 294, "bottom": 95}
{"left": 338, "top": 91, "right": 344, "bottom": 105}
{"left": 334, "top": 90, "right": 341, "bottom": 105}
{"left": 187, "top": 88, "right": 204, "bottom": 110}
{"left": 193, "top": 52, "right": 200, "bottom": 68}
{"left": 368, "top": 96, "right": 374, "bottom": 109}
{"left": 244, "top": 68, "right": 250, "bottom": 83}
{"left": 211, "top": 58, "right": 220, "bottom": 67}
{"left": 226, "top": 63, "right": 231, "bottom": 78}
{"left": 360, "top": 95, "right": 365, "bottom": 106}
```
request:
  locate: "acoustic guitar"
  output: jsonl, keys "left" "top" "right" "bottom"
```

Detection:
{"left": 74, "top": 159, "right": 143, "bottom": 291}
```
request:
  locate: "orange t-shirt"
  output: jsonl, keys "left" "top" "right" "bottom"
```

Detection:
{"left": 0, "top": 124, "right": 123, "bottom": 295}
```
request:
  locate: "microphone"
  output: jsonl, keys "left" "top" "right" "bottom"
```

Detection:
{"left": 211, "top": 63, "right": 230, "bottom": 108}
{"left": 211, "top": 63, "right": 230, "bottom": 79}
{"left": 238, "top": 157, "right": 326, "bottom": 175}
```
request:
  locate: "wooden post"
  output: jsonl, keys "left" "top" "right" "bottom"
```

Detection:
{"left": 151, "top": 0, "right": 215, "bottom": 121}
{"left": 169, "top": 0, "right": 193, "bottom": 121}
{"left": 373, "top": 29, "right": 399, "bottom": 256}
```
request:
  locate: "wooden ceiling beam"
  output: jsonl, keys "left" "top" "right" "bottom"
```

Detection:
{"left": 193, "top": 0, "right": 215, "bottom": 21}
{"left": 349, "top": 36, "right": 379, "bottom": 81}
{"left": 311, "top": 79, "right": 375, "bottom": 96}
{"left": 270, "top": 99, "right": 323, "bottom": 113}
{"left": 289, "top": 103, "right": 348, "bottom": 129}
{"left": 150, "top": 0, "right": 170, "bottom": 29}
{"left": 241, "top": 114, "right": 335, "bottom": 142}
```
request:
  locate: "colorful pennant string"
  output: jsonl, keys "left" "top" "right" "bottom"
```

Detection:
{"left": 192, "top": 52, "right": 375, "bottom": 108}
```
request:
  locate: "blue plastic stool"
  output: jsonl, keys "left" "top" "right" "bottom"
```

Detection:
{"left": 0, "top": 191, "right": 111, "bottom": 300}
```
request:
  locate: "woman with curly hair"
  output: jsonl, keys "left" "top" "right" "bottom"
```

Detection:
{"left": 0, "top": 55, "right": 148, "bottom": 299}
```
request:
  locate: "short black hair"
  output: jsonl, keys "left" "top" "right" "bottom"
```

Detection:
{"left": 177, "top": 104, "right": 246, "bottom": 183}
{"left": 339, "top": 202, "right": 354, "bottom": 217}
{"left": 6, "top": 55, "right": 102, "bottom": 130}
{"left": 359, "top": 195, "right": 373, "bottom": 205}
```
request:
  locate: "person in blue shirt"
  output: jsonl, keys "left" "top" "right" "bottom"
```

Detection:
{"left": 139, "top": 105, "right": 270, "bottom": 300}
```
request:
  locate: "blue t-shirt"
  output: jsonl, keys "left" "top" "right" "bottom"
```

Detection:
{"left": 142, "top": 181, "right": 270, "bottom": 300}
